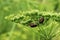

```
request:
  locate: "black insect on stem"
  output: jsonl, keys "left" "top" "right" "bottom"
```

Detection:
{"left": 29, "top": 23, "right": 37, "bottom": 27}
{"left": 39, "top": 17, "right": 44, "bottom": 23}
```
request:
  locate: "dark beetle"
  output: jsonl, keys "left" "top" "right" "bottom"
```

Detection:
{"left": 39, "top": 17, "right": 44, "bottom": 23}
{"left": 29, "top": 23, "right": 37, "bottom": 27}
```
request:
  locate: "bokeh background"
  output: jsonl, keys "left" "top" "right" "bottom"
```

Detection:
{"left": 0, "top": 0, "right": 60, "bottom": 40}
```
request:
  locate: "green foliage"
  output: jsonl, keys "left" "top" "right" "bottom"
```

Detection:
{"left": 5, "top": 10, "right": 60, "bottom": 40}
{"left": 5, "top": 10, "right": 60, "bottom": 25}
{"left": 0, "top": 0, "right": 60, "bottom": 40}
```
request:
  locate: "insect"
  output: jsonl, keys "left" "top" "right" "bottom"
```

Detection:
{"left": 29, "top": 23, "right": 37, "bottom": 27}
{"left": 39, "top": 17, "right": 44, "bottom": 23}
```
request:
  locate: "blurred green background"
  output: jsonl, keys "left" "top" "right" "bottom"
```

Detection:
{"left": 0, "top": 0, "right": 60, "bottom": 40}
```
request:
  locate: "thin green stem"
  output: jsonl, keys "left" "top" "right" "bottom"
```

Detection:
{"left": 7, "top": 22, "right": 16, "bottom": 40}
